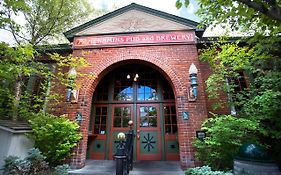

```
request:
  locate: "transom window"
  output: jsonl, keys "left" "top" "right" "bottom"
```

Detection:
{"left": 137, "top": 72, "right": 158, "bottom": 101}
{"left": 93, "top": 64, "right": 173, "bottom": 102}
{"left": 114, "top": 73, "right": 133, "bottom": 101}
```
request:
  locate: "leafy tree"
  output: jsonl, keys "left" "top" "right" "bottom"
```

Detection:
{"left": 0, "top": 43, "right": 42, "bottom": 119}
{"left": 1, "top": 0, "right": 93, "bottom": 45}
{"left": 176, "top": 0, "right": 281, "bottom": 170}
{"left": 176, "top": 0, "right": 281, "bottom": 32}
{"left": 0, "top": 0, "right": 93, "bottom": 120}
{"left": 0, "top": 42, "right": 88, "bottom": 120}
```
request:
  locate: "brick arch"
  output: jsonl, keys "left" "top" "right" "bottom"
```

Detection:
{"left": 70, "top": 44, "right": 206, "bottom": 169}
{"left": 81, "top": 57, "right": 183, "bottom": 101}
{"left": 71, "top": 56, "right": 183, "bottom": 167}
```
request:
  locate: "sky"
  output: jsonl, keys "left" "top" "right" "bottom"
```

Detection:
{"left": 90, "top": 0, "right": 200, "bottom": 22}
{"left": 89, "top": 0, "right": 233, "bottom": 36}
{"left": 0, "top": 0, "right": 229, "bottom": 44}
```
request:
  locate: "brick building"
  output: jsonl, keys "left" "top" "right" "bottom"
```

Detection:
{"left": 48, "top": 3, "right": 232, "bottom": 169}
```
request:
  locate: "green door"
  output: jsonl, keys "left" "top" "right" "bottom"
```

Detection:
{"left": 136, "top": 104, "right": 161, "bottom": 160}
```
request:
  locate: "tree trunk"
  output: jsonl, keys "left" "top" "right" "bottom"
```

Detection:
{"left": 12, "top": 79, "right": 22, "bottom": 121}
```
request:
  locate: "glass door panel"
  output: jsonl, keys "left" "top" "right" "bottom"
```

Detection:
{"left": 137, "top": 104, "right": 161, "bottom": 160}
{"left": 109, "top": 105, "right": 133, "bottom": 159}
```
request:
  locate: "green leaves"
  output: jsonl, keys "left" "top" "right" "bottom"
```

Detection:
{"left": 177, "top": 0, "right": 281, "bottom": 170}
{"left": 194, "top": 0, "right": 281, "bottom": 36}
{"left": 175, "top": 0, "right": 182, "bottom": 9}
{"left": 194, "top": 114, "right": 260, "bottom": 170}
{"left": 185, "top": 166, "right": 233, "bottom": 175}
{"left": 28, "top": 112, "right": 82, "bottom": 165}
{"left": 198, "top": 35, "right": 281, "bottom": 168}
{"left": 176, "top": 0, "right": 190, "bottom": 9}
{"left": 0, "top": 41, "right": 90, "bottom": 120}
{"left": 1, "top": 0, "right": 93, "bottom": 45}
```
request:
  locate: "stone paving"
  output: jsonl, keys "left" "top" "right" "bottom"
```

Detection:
{"left": 69, "top": 160, "right": 184, "bottom": 175}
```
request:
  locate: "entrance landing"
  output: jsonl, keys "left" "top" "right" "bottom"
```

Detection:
{"left": 69, "top": 160, "right": 184, "bottom": 175}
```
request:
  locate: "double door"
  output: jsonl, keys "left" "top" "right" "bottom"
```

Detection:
{"left": 110, "top": 104, "right": 161, "bottom": 160}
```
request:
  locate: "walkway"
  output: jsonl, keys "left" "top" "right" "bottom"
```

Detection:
{"left": 69, "top": 160, "right": 185, "bottom": 175}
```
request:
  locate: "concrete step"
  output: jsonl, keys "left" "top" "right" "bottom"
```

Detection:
{"left": 69, "top": 160, "right": 184, "bottom": 175}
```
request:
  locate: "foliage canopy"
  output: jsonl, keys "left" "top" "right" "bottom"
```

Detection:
{"left": 1, "top": 0, "right": 93, "bottom": 45}
{"left": 176, "top": 0, "right": 281, "bottom": 170}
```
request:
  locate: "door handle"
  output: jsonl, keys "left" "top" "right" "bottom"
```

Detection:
{"left": 137, "top": 130, "right": 140, "bottom": 140}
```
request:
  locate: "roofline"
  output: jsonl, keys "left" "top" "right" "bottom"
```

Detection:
{"left": 197, "top": 36, "right": 246, "bottom": 45}
{"left": 64, "top": 3, "right": 203, "bottom": 42}
{"left": 0, "top": 125, "right": 32, "bottom": 133}
{"left": 35, "top": 43, "right": 72, "bottom": 53}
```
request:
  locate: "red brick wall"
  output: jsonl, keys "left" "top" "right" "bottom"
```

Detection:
{"left": 50, "top": 43, "right": 211, "bottom": 169}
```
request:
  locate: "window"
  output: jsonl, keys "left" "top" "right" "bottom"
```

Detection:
{"left": 96, "top": 79, "right": 109, "bottom": 101}
{"left": 139, "top": 106, "right": 157, "bottom": 127}
{"left": 162, "top": 79, "right": 174, "bottom": 100}
{"left": 164, "top": 105, "right": 177, "bottom": 134}
{"left": 137, "top": 72, "right": 158, "bottom": 101}
{"left": 93, "top": 106, "right": 107, "bottom": 134}
{"left": 94, "top": 64, "right": 177, "bottom": 102}
{"left": 25, "top": 75, "right": 48, "bottom": 112}
{"left": 114, "top": 72, "right": 133, "bottom": 101}
{"left": 113, "top": 107, "right": 131, "bottom": 127}
{"left": 233, "top": 71, "right": 248, "bottom": 92}
{"left": 228, "top": 71, "right": 249, "bottom": 113}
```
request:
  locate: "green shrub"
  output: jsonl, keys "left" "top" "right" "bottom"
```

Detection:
{"left": 185, "top": 166, "right": 233, "bottom": 175}
{"left": 3, "top": 148, "right": 69, "bottom": 175}
{"left": 193, "top": 114, "right": 260, "bottom": 170}
{"left": 28, "top": 112, "right": 82, "bottom": 165}
{"left": 53, "top": 164, "right": 70, "bottom": 175}
{"left": 3, "top": 148, "right": 49, "bottom": 175}
{"left": 3, "top": 156, "right": 23, "bottom": 175}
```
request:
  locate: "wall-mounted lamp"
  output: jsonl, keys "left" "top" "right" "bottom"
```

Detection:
{"left": 75, "top": 112, "right": 83, "bottom": 125}
{"left": 188, "top": 63, "right": 198, "bottom": 101}
{"left": 67, "top": 67, "right": 77, "bottom": 102}
{"left": 196, "top": 130, "right": 206, "bottom": 141}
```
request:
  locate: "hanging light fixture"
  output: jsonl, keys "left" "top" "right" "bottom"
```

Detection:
{"left": 127, "top": 73, "right": 139, "bottom": 81}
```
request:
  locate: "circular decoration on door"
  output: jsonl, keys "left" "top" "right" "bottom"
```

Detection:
{"left": 141, "top": 133, "right": 156, "bottom": 152}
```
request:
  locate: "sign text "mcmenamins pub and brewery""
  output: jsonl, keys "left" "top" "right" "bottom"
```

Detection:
{"left": 73, "top": 31, "right": 195, "bottom": 48}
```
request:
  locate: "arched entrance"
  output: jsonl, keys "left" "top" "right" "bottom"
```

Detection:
{"left": 87, "top": 63, "right": 179, "bottom": 161}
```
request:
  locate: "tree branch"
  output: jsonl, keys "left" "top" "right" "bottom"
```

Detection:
{"left": 2, "top": 28, "right": 29, "bottom": 42}
{"left": 34, "top": 0, "right": 65, "bottom": 45}
{"left": 237, "top": 0, "right": 281, "bottom": 22}
{"left": 6, "top": 9, "right": 22, "bottom": 45}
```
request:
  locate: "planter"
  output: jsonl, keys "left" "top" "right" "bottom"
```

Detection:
{"left": 234, "top": 143, "right": 281, "bottom": 175}
{"left": 0, "top": 120, "right": 34, "bottom": 173}
{"left": 234, "top": 159, "right": 280, "bottom": 175}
